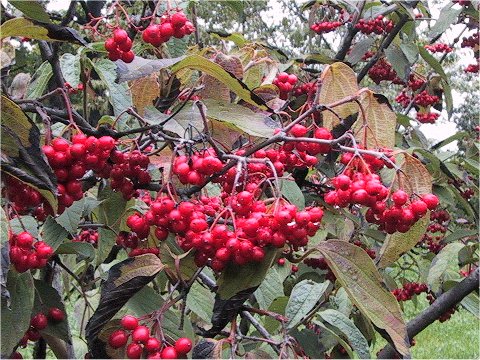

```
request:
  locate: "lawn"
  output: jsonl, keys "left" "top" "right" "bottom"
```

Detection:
{"left": 372, "top": 296, "right": 479, "bottom": 359}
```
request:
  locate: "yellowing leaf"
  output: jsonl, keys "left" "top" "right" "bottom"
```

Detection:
{"left": 352, "top": 90, "right": 396, "bottom": 149}
{"left": 394, "top": 152, "right": 433, "bottom": 195}
{"left": 170, "top": 55, "right": 269, "bottom": 110}
{"left": 317, "top": 240, "right": 409, "bottom": 357}
{"left": 377, "top": 211, "right": 430, "bottom": 269}
{"left": 130, "top": 74, "right": 159, "bottom": 116}
{"left": 318, "top": 62, "right": 359, "bottom": 129}
{"left": 0, "top": 18, "right": 49, "bottom": 40}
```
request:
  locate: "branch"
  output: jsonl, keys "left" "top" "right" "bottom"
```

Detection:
{"left": 378, "top": 268, "right": 480, "bottom": 358}
{"left": 334, "top": 0, "right": 365, "bottom": 61}
{"left": 38, "top": 41, "right": 65, "bottom": 89}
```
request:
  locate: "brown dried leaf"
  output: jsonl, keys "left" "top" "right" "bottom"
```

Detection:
{"left": 352, "top": 90, "right": 396, "bottom": 149}
{"left": 130, "top": 74, "right": 159, "bottom": 116}
{"left": 318, "top": 62, "right": 359, "bottom": 129}
{"left": 394, "top": 152, "right": 433, "bottom": 195}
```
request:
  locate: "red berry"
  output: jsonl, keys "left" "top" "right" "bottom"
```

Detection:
{"left": 48, "top": 307, "right": 65, "bottom": 322}
{"left": 277, "top": 72, "right": 289, "bottom": 83}
{"left": 411, "top": 200, "right": 428, "bottom": 217}
{"left": 287, "top": 74, "right": 298, "bottom": 85}
{"left": 126, "top": 343, "right": 143, "bottom": 359}
{"left": 171, "top": 12, "right": 187, "bottom": 28}
{"left": 161, "top": 346, "right": 178, "bottom": 359}
{"left": 174, "top": 337, "right": 193, "bottom": 355}
{"left": 121, "top": 51, "right": 135, "bottom": 63}
{"left": 132, "top": 325, "right": 150, "bottom": 343}
{"left": 277, "top": 258, "right": 286, "bottom": 266}
{"left": 113, "top": 28, "right": 129, "bottom": 44}
{"left": 145, "top": 337, "right": 161, "bottom": 352}
{"left": 421, "top": 194, "right": 439, "bottom": 210}
{"left": 16, "top": 232, "right": 34, "bottom": 248}
{"left": 159, "top": 22, "right": 174, "bottom": 39}
{"left": 108, "top": 329, "right": 128, "bottom": 348}
{"left": 31, "top": 313, "right": 48, "bottom": 330}
{"left": 118, "top": 37, "right": 133, "bottom": 52}
{"left": 52, "top": 137, "right": 70, "bottom": 152}
{"left": 104, "top": 38, "right": 117, "bottom": 52}
{"left": 121, "top": 315, "right": 139, "bottom": 330}
{"left": 290, "top": 124, "right": 308, "bottom": 137}
{"left": 392, "top": 190, "right": 409, "bottom": 206}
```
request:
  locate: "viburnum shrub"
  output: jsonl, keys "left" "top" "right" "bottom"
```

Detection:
{"left": 1, "top": 1, "right": 478, "bottom": 359}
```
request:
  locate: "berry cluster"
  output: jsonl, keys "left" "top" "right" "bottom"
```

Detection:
{"left": 104, "top": 28, "right": 135, "bottom": 63}
{"left": 461, "top": 32, "right": 478, "bottom": 48}
{"left": 43, "top": 135, "right": 116, "bottom": 212}
{"left": 2, "top": 175, "right": 47, "bottom": 220}
{"left": 73, "top": 229, "right": 99, "bottom": 247}
{"left": 352, "top": 240, "right": 376, "bottom": 259}
{"left": 395, "top": 91, "right": 411, "bottom": 108}
{"left": 9, "top": 231, "right": 53, "bottom": 273}
{"left": 142, "top": 10, "right": 194, "bottom": 47}
{"left": 64, "top": 81, "right": 84, "bottom": 94}
{"left": 427, "top": 294, "right": 456, "bottom": 322}
{"left": 368, "top": 58, "right": 402, "bottom": 84}
{"left": 273, "top": 72, "right": 298, "bottom": 100}
{"left": 465, "top": 63, "right": 479, "bottom": 73}
{"left": 416, "top": 112, "right": 440, "bottom": 124}
{"left": 108, "top": 315, "right": 192, "bottom": 359}
{"left": 461, "top": 188, "right": 475, "bottom": 200}
{"left": 361, "top": 50, "right": 375, "bottom": 61}
{"left": 110, "top": 150, "right": 151, "bottom": 199}
{"left": 355, "top": 15, "right": 394, "bottom": 35}
{"left": 293, "top": 82, "right": 316, "bottom": 97}
{"left": 392, "top": 282, "right": 428, "bottom": 301}
{"left": 15, "top": 308, "right": 65, "bottom": 355}
{"left": 425, "top": 43, "right": 453, "bottom": 53}
{"left": 414, "top": 90, "right": 439, "bottom": 107}
{"left": 303, "top": 256, "right": 336, "bottom": 282}
{"left": 172, "top": 150, "right": 223, "bottom": 186}
{"left": 310, "top": 21, "right": 342, "bottom": 34}
{"left": 408, "top": 74, "right": 426, "bottom": 91}
{"left": 419, "top": 209, "right": 449, "bottom": 254}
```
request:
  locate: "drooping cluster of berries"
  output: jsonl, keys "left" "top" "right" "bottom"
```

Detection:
{"left": 425, "top": 43, "right": 453, "bottom": 53}
{"left": 142, "top": 10, "right": 194, "bottom": 47}
{"left": 461, "top": 32, "right": 478, "bottom": 48}
{"left": 272, "top": 72, "right": 298, "bottom": 100}
{"left": 310, "top": 21, "right": 342, "bottom": 34}
{"left": 461, "top": 188, "right": 475, "bottom": 200}
{"left": 8, "top": 231, "right": 53, "bottom": 273}
{"left": 352, "top": 240, "right": 376, "bottom": 259}
{"left": 355, "top": 15, "right": 394, "bottom": 35}
{"left": 408, "top": 74, "right": 426, "bottom": 91}
{"left": 395, "top": 91, "right": 411, "bottom": 108}
{"left": 418, "top": 209, "right": 449, "bottom": 254}
{"left": 293, "top": 82, "right": 316, "bottom": 97}
{"left": 43, "top": 135, "right": 116, "bottom": 212}
{"left": 416, "top": 112, "right": 440, "bottom": 124}
{"left": 14, "top": 308, "right": 65, "bottom": 357}
{"left": 73, "top": 229, "right": 99, "bottom": 247}
{"left": 172, "top": 149, "right": 223, "bottom": 186}
{"left": 414, "top": 90, "right": 440, "bottom": 107}
{"left": 392, "top": 282, "right": 428, "bottom": 301}
{"left": 303, "top": 256, "right": 336, "bottom": 282}
{"left": 108, "top": 315, "right": 193, "bottom": 359}
{"left": 2, "top": 175, "right": 49, "bottom": 221}
{"left": 110, "top": 150, "right": 151, "bottom": 199}
{"left": 465, "top": 63, "right": 479, "bottom": 73}
{"left": 368, "top": 58, "right": 402, "bottom": 84}
{"left": 104, "top": 28, "right": 135, "bottom": 63}
{"left": 427, "top": 294, "right": 456, "bottom": 322}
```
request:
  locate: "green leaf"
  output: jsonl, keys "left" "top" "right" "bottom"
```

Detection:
{"left": 254, "top": 266, "right": 287, "bottom": 310}
{"left": 1, "top": 271, "right": 35, "bottom": 355}
{"left": 346, "top": 38, "right": 375, "bottom": 65}
{"left": 399, "top": 42, "right": 419, "bottom": 64}
{"left": 209, "top": 31, "right": 247, "bottom": 47}
{"left": 9, "top": 1, "right": 51, "bottom": 23}
{"left": 385, "top": 44, "right": 410, "bottom": 80}
{"left": 377, "top": 212, "right": 430, "bottom": 269}
{"left": 60, "top": 53, "right": 81, "bottom": 86}
{"left": 445, "top": 280, "right": 479, "bottom": 318}
{"left": 264, "top": 296, "right": 288, "bottom": 333}
{"left": 217, "top": 248, "right": 280, "bottom": 300}
{"left": 285, "top": 279, "right": 331, "bottom": 329}
{"left": 115, "top": 55, "right": 185, "bottom": 82}
{"left": 187, "top": 281, "right": 215, "bottom": 323}
{"left": 289, "top": 328, "right": 324, "bottom": 358}
{"left": 312, "top": 321, "right": 356, "bottom": 359}
{"left": 170, "top": 55, "right": 270, "bottom": 110}
{"left": 98, "top": 187, "right": 130, "bottom": 232}
{"left": 202, "top": 99, "right": 279, "bottom": 138}
{"left": 431, "top": 131, "right": 468, "bottom": 150}
{"left": 56, "top": 199, "right": 85, "bottom": 234}
{"left": 296, "top": 52, "right": 335, "bottom": 65}
{"left": 95, "top": 59, "right": 133, "bottom": 116}
{"left": 429, "top": 3, "right": 462, "bottom": 39}
{"left": 10, "top": 215, "right": 39, "bottom": 237}
{"left": 427, "top": 242, "right": 464, "bottom": 292}
{"left": 41, "top": 216, "right": 68, "bottom": 251}
{"left": 56, "top": 242, "right": 95, "bottom": 261}
{"left": 166, "top": 37, "right": 188, "bottom": 58}
{"left": 96, "top": 228, "right": 117, "bottom": 266}
{"left": 317, "top": 240, "right": 410, "bottom": 357}
{"left": 418, "top": 46, "right": 448, "bottom": 81}
{"left": 441, "top": 79, "right": 453, "bottom": 118}
{"left": 126, "top": 285, "right": 163, "bottom": 315}
{"left": 0, "top": 208, "right": 8, "bottom": 246}
{"left": 318, "top": 309, "right": 371, "bottom": 359}
{"left": 33, "top": 280, "right": 71, "bottom": 342}
{"left": 163, "top": 308, "right": 195, "bottom": 341}
{"left": 280, "top": 178, "right": 305, "bottom": 209}
{"left": 26, "top": 61, "right": 52, "bottom": 99}
{"left": 443, "top": 229, "right": 478, "bottom": 244}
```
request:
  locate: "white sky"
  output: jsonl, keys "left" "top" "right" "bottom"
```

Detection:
{"left": 7, "top": 0, "right": 477, "bottom": 150}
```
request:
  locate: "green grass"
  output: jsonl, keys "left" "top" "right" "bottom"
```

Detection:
{"left": 372, "top": 296, "right": 479, "bottom": 359}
